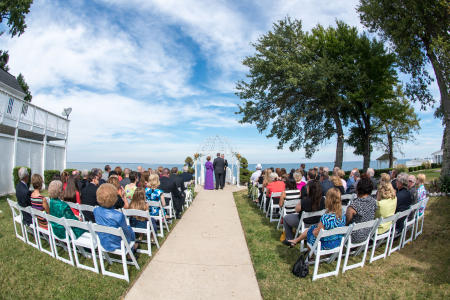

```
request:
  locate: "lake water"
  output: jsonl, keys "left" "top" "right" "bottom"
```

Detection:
{"left": 67, "top": 159, "right": 409, "bottom": 173}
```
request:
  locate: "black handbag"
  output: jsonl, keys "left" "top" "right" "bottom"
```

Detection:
{"left": 292, "top": 252, "right": 309, "bottom": 277}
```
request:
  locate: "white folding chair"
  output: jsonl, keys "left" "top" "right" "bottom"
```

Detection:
{"left": 295, "top": 209, "right": 326, "bottom": 252}
{"left": 307, "top": 226, "right": 352, "bottom": 281}
{"left": 276, "top": 196, "right": 300, "bottom": 230}
{"left": 148, "top": 201, "right": 170, "bottom": 238}
{"left": 415, "top": 197, "right": 429, "bottom": 239}
{"left": 341, "top": 194, "right": 354, "bottom": 205}
{"left": 78, "top": 204, "right": 96, "bottom": 222}
{"left": 184, "top": 189, "right": 193, "bottom": 208}
{"left": 266, "top": 192, "right": 282, "bottom": 222}
{"left": 401, "top": 202, "right": 421, "bottom": 248}
{"left": 7, "top": 199, "right": 26, "bottom": 242}
{"left": 342, "top": 219, "right": 380, "bottom": 273}
{"left": 30, "top": 208, "right": 55, "bottom": 257}
{"left": 66, "top": 201, "right": 81, "bottom": 215}
{"left": 65, "top": 219, "right": 99, "bottom": 273}
{"left": 46, "top": 214, "right": 74, "bottom": 266}
{"left": 369, "top": 214, "right": 398, "bottom": 263}
{"left": 388, "top": 209, "right": 412, "bottom": 256}
{"left": 260, "top": 188, "right": 267, "bottom": 212}
{"left": 163, "top": 193, "right": 176, "bottom": 220}
{"left": 123, "top": 209, "right": 160, "bottom": 256}
{"left": 92, "top": 224, "right": 140, "bottom": 282}
{"left": 17, "top": 206, "right": 39, "bottom": 249}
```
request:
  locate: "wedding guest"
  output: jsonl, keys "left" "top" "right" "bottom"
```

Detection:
{"left": 124, "top": 172, "right": 138, "bottom": 202}
{"left": 375, "top": 173, "right": 397, "bottom": 234}
{"left": 346, "top": 168, "right": 359, "bottom": 193}
{"left": 47, "top": 180, "right": 85, "bottom": 239}
{"left": 16, "top": 167, "right": 32, "bottom": 225}
{"left": 61, "top": 171, "right": 69, "bottom": 190}
{"left": 346, "top": 171, "right": 360, "bottom": 194}
{"left": 157, "top": 166, "right": 163, "bottom": 177}
{"left": 181, "top": 165, "right": 194, "bottom": 183}
{"left": 395, "top": 173, "right": 412, "bottom": 232}
{"left": 288, "top": 188, "right": 346, "bottom": 249}
{"left": 330, "top": 175, "right": 345, "bottom": 195}
{"left": 114, "top": 166, "right": 123, "bottom": 181}
{"left": 391, "top": 169, "right": 399, "bottom": 191}
{"left": 294, "top": 172, "right": 306, "bottom": 191}
{"left": 320, "top": 167, "right": 333, "bottom": 196}
{"left": 204, "top": 156, "right": 214, "bottom": 190}
{"left": 63, "top": 175, "right": 82, "bottom": 217}
{"left": 129, "top": 187, "right": 157, "bottom": 233}
{"left": 250, "top": 164, "right": 262, "bottom": 185}
{"left": 279, "top": 177, "right": 300, "bottom": 211}
{"left": 102, "top": 165, "right": 111, "bottom": 181}
{"left": 263, "top": 169, "right": 273, "bottom": 187}
{"left": 94, "top": 183, "right": 135, "bottom": 251}
{"left": 170, "top": 167, "right": 186, "bottom": 196}
{"left": 120, "top": 168, "right": 131, "bottom": 188}
{"left": 416, "top": 174, "right": 427, "bottom": 216}
{"left": 366, "top": 168, "right": 377, "bottom": 190}
{"left": 80, "top": 169, "right": 89, "bottom": 191}
{"left": 300, "top": 169, "right": 318, "bottom": 199}
{"left": 30, "top": 174, "right": 48, "bottom": 229}
{"left": 81, "top": 173, "right": 99, "bottom": 222}
{"left": 408, "top": 175, "right": 418, "bottom": 204}
{"left": 346, "top": 175, "right": 376, "bottom": 243}
{"left": 107, "top": 176, "right": 129, "bottom": 209}
{"left": 145, "top": 175, "right": 166, "bottom": 226}
{"left": 338, "top": 169, "right": 347, "bottom": 191}
{"left": 159, "top": 168, "right": 183, "bottom": 218}
{"left": 138, "top": 171, "right": 150, "bottom": 188}
{"left": 265, "top": 173, "right": 285, "bottom": 211}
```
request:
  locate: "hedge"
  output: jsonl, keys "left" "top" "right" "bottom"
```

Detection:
{"left": 44, "top": 170, "right": 61, "bottom": 186}
{"left": 13, "top": 166, "right": 31, "bottom": 188}
{"left": 63, "top": 168, "right": 77, "bottom": 175}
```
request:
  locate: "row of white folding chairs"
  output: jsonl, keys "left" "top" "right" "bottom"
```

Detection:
{"left": 7, "top": 199, "right": 166, "bottom": 282}
{"left": 298, "top": 199, "right": 428, "bottom": 280}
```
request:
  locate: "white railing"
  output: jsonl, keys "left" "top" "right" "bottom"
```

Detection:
{"left": 0, "top": 92, "right": 69, "bottom": 138}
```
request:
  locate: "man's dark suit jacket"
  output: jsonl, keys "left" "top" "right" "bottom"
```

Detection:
{"left": 180, "top": 172, "right": 193, "bottom": 183}
{"left": 170, "top": 174, "right": 185, "bottom": 193}
{"left": 16, "top": 181, "right": 32, "bottom": 225}
{"left": 159, "top": 176, "right": 183, "bottom": 214}
{"left": 321, "top": 179, "right": 334, "bottom": 196}
{"left": 395, "top": 187, "right": 412, "bottom": 232}
{"left": 213, "top": 157, "right": 225, "bottom": 174}
{"left": 81, "top": 182, "right": 98, "bottom": 222}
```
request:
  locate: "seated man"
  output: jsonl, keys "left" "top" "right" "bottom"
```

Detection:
{"left": 159, "top": 168, "right": 183, "bottom": 218}
{"left": 395, "top": 173, "right": 412, "bottom": 233}
{"left": 180, "top": 166, "right": 193, "bottom": 184}
{"left": 366, "top": 168, "right": 378, "bottom": 191}
{"left": 250, "top": 164, "right": 262, "bottom": 186}
{"left": 81, "top": 173, "right": 99, "bottom": 222}
{"left": 16, "top": 167, "right": 32, "bottom": 225}
{"left": 94, "top": 183, "right": 135, "bottom": 252}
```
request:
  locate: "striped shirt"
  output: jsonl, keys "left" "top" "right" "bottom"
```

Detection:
{"left": 284, "top": 190, "right": 300, "bottom": 214}
{"left": 30, "top": 195, "right": 47, "bottom": 229}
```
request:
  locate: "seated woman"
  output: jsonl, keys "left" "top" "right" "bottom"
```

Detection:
{"left": 375, "top": 173, "right": 397, "bottom": 234}
{"left": 279, "top": 177, "right": 300, "bottom": 209}
{"left": 129, "top": 187, "right": 158, "bottom": 231}
{"left": 416, "top": 174, "right": 427, "bottom": 216}
{"left": 62, "top": 175, "right": 81, "bottom": 217}
{"left": 107, "top": 176, "right": 129, "bottom": 209}
{"left": 265, "top": 172, "right": 285, "bottom": 211}
{"left": 289, "top": 188, "right": 346, "bottom": 249}
{"left": 330, "top": 175, "right": 345, "bottom": 195}
{"left": 294, "top": 171, "right": 306, "bottom": 191}
{"left": 124, "top": 172, "right": 138, "bottom": 203}
{"left": 145, "top": 174, "right": 166, "bottom": 221}
{"left": 93, "top": 183, "right": 135, "bottom": 251}
{"left": 47, "top": 180, "right": 85, "bottom": 239}
{"left": 30, "top": 174, "right": 49, "bottom": 229}
{"left": 346, "top": 175, "right": 376, "bottom": 243}
{"left": 338, "top": 170, "right": 347, "bottom": 192}
{"left": 282, "top": 179, "right": 324, "bottom": 246}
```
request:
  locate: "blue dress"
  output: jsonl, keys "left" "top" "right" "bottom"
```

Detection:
{"left": 145, "top": 188, "right": 164, "bottom": 216}
{"left": 307, "top": 213, "right": 346, "bottom": 250}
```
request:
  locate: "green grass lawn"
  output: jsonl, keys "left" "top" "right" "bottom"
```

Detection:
{"left": 409, "top": 168, "right": 441, "bottom": 182}
{"left": 234, "top": 191, "right": 450, "bottom": 299}
{"left": 0, "top": 194, "right": 183, "bottom": 299}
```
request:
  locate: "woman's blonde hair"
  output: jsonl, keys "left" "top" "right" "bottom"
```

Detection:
{"left": 263, "top": 169, "right": 272, "bottom": 186}
{"left": 325, "top": 188, "right": 342, "bottom": 218}
{"left": 417, "top": 173, "right": 426, "bottom": 184}
{"left": 293, "top": 172, "right": 302, "bottom": 182}
{"left": 107, "top": 176, "right": 120, "bottom": 190}
{"left": 96, "top": 183, "right": 118, "bottom": 208}
{"left": 377, "top": 173, "right": 396, "bottom": 200}
{"left": 338, "top": 169, "right": 345, "bottom": 179}
{"left": 48, "top": 180, "right": 62, "bottom": 199}
{"left": 130, "top": 188, "right": 148, "bottom": 220}
{"left": 148, "top": 174, "right": 160, "bottom": 189}
{"left": 330, "top": 175, "right": 343, "bottom": 187}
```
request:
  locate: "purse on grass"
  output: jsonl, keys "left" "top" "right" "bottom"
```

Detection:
{"left": 292, "top": 252, "right": 309, "bottom": 278}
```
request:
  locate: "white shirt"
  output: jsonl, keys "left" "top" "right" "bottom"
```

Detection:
{"left": 250, "top": 170, "right": 262, "bottom": 185}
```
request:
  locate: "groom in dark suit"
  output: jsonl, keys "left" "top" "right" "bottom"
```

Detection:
{"left": 213, "top": 153, "right": 225, "bottom": 190}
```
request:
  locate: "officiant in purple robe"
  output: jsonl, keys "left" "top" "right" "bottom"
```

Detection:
{"left": 204, "top": 156, "right": 214, "bottom": 190}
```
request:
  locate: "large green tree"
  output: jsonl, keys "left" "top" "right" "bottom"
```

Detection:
{"left": 357, "top": 0, "right": 450, "bottom": 178}
{"left": 0, "top": 0, "right": 33, "bottom": 37}
{"left": 17, "top": 73, "right": 31, "bottom": 102}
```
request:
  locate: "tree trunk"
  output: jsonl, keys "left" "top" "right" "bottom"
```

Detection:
{"left": 427, "top": 49, "right": 449, "bottom": 179}
{"left": 386, "top": 124, "right": 394, "bottom": 168}
{"left": 363, "top": 132, "right": 371, "bottom": 171}
{"left": 333, "top": 113, "right": 344, "bottom": 169}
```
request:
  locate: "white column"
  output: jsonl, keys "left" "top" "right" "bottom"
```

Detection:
{"left": 63, "top": 119, "right": 70, "bottom": 170}
{"left": 237, "top": 160, "right": 240, "bottom": 187}
{"left": 201, "top": 158, "right": 205, "bottom": 186}
{"left": 194, "top": 158, "right": 198, "bottom": 186}
{"left": 11, "top": 101, "right": 23, "bottom": 169}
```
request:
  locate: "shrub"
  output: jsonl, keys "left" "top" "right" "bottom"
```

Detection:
{"left": 395, "top": 164, "right": 408, "bottom": 173}
{"left": 431, "top": 163, "right": 442, "bottom": 169}
{"left": 13, "top": 166, "right": 31, "bottom": 188}
{"left": 239, "top": 156, "right": 250, "bottom": 184}
{"left": 374, "top": 168, "right": 393, "bottom": 178}
{"left": 421, "top": 161, "right": 431, "bottom": 169}
{"left": 188, "top": 167, "right": 195, "bottom": 174}
{"left": 44, "top": 170, "right": 61, "bottom": 186}
{"left": 63, "top": 168, "right": 77, "bottom": 175}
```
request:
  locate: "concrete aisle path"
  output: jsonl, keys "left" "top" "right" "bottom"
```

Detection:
{"left": 125, "top": 185, "right": 262, "bottom": 300}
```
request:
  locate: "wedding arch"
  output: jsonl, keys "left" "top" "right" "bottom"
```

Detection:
{"left": 193, "top": 135, "right": 240, "bottom": 186}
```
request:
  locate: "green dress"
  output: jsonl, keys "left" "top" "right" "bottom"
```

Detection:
{"left": 49, "top": 198, "right": 86, "bottom": 239}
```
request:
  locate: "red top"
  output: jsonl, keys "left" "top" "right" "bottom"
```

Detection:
{"left": 70, "top": 191, "right": 81, "bottom": 217}
{"left": 266, "top": 180, "right": 285, "bottom": 197}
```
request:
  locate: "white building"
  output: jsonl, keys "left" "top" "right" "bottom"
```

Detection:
{"left": 0, "top": 69, "right": 69, "bottom": 195}
{"left": 431, "top": 149, "right": 443, "bottom": 164}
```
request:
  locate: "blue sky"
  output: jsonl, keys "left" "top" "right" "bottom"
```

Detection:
{"left": 1, "top": 0, "right": 443, "bottom": 164}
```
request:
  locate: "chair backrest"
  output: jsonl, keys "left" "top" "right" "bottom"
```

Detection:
{"left": 123, "top": 209, "right": 150, "bottom": 221}
{"left": 92, "top": 223, "right": 127, "bottom": 246}
{"left": 371, "top": 190, "right": 377, "bottom": 196}
{"left": 65, "top": 218, "right": 91, "bottom": 232}
{"left": 318, "top": 225, "right": 351, "bottom": 239}
{"left": 184, "top": 182, "right": 189, "bottom": 189}
{"left": 341, "top": 194, "right": 354, "bottom": 201}
{"left": 284, "top": 199, "right": 300, "bottom": 209}
{"left": 46, "top": 214, "right": 68, "bottom": 231}
{"left": 66, "top": 202, "right": 79, "bottom": 210}
{"left": 301, "top": 209, "right": 326, "bottom": 220}
{"left": 30, "top": 207, "right": 47, "bottom": 219}
{"left": 7, "top": 198, "right": 21, "bottom": 215}
{"left": 270, "top": 192, "right": 282, "bottom": 199}
{"left": 350, "top": 219, "right": 380, "bottom": 239}
{"left": 163, "top": 193, "right": 172, "bottom": 200}
{"left": 79, "top": 204, "right": 95, "bottom": 212}
{"left": 379, "top": 213, "right": 397, "bottom": 225}
{"left": 395, "top": 208, "right": 412, "bottom": 222}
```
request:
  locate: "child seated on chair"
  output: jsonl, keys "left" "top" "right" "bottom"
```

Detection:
{"left": 145, "top": 174, "right": 166, "bottom": 221}
{"left": 288, "top": 188, "right": 346, "bottom": 250}
{"left": 129, "top": 187, "right": 158, "bottom": 232}
{"left": 94, "top": 183, "right": 135, "bottom": 251}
